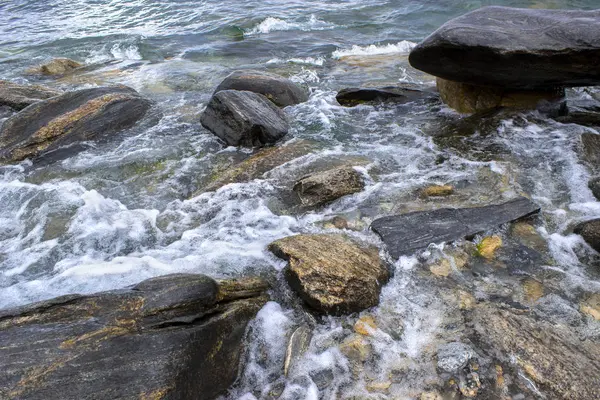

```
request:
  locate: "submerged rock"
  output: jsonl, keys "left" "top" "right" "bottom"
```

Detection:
{"left": 33, "top": 58, "right": 83, "bottom": 76}
{"left": 200, "top": 90, "right": 289, "bottom": 147}
{"left": 268, "top": 234, "right": 389, "bottom": 315}
{"left": 437, "top": 342, "right": 475, "bottom": 373}
{"left": 284, "top": 326, "right": 313, "bottom": 376}
{"left": 409, "top": 7, "right": 600, "bottom": 89}
{"left": 472, "top": 303, "right": 600, "bottom": 400}
{"left": 214, "top": 70, "right": 308, "bottom": 107}
{"left": 0, "top": 273, "right": 269, "bottom": 400}
{"left": 580, "top": 133, "right": 600, "bottom": 166}
{"left": 0, "top": 80, "right": 63, "bottom": 110}
{"left": 574, "top": 218, "right": 600, "bottom": 253}
{"left": 293, "top": 166, "right": 364, "bottom": 207}
{"left": 589, "top": 177, "right": 600, "bottom": 201}
{"left": 371, "top": 197, "right": 540, "bottom": 259}
{"left": 335, "top": 86, "right": 436, "bottom": 107}
{"left": 0, "top": 86, "right": 152, "bottom": 164}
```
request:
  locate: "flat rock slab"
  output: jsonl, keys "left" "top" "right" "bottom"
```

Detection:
{"left": 335, "top": 86, "right": 437, "bottom": 107}
{"left": 215, "top": 70, "right": 308, "bottom": 107}
{"left": 0, "top": 80, "right": 63, "bottom": 110}
{"left": 409, "top": 6, "right": 600, "bottom": 89}
{"left": 269, "top": 234, "right": 389, "bottom": 315}
{"left": 293, "top": 166, "right": 364, "bottom": 207}
{"left": 201, "top": 90, "right": 289, "bottom": 147}
{"left": 371, "top": 197, "right": 540, "bottom": 259}
{"left": 0, "top": 86, "right": 152, "bottom": 164}
{"left": 0, "top": 274, "right": 268, "bottom": 400}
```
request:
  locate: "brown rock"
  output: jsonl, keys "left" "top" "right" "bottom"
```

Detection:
{"left": 472, "top": 303, "right": 600, "bottom": 399}
{"left": 268, "top": 234, "right": 389, "bottom": 314}
{"left": 354, "top": 315, "right": 377, "bottom": 336}
{"left": 422, "top": 184, "right": 454, "bottom": 197}
{"left": 293, "top": 166, "right": 365, "bottom": 207}
{"left": 574, "top": 218, "right": 600, "bottom": 252}
{"left": 35, "top": 58, "right": 83, "bottom": 76}
{"left": 476, "top": 236, "right": 502, "bottom": 259}
{"left": 340, "top": 335, "right": 372, "bottom": 362}
{"left": 580, "top": 293, "right": 600, "bottom": 321}
{"left": 0, "top": 80, "right": 62, "bottom": 110}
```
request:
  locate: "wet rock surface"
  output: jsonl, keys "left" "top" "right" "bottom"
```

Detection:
{"left": 574, "top": 218, "right": 600, "bottom": 253}
{"left": 409, "top": 7, "right": 600, "bottom": 89}
{"left": 335, "top": 86, "right": 437, "bottom": 107}
{"left": 0, "top": 80, "right": 63, "bottom": 110}
{"left": 0, "top": 273, "right": 269, "bottom": 400}
{"left": 293, "top": 166, "right": 364, "bottom": 207}
{"left": 371, "top": 197, "right": 540, "bottom": 258}
{"left": 471, "top": 303, "right": 600, "bottom": 400}
{"left": 200, "top": 90, "right": 289, "bottom": 147}
{"left": 214, "top": 70, "right": 308, "bottom": 107}
{"left": 33, "top": 58, "right": 83, "bottom": 76}
{"left": 268, "top": 234, "right": 389, "bottom": 315}
{"left": 0, "top": 86, "right": 152, "bottom": 164}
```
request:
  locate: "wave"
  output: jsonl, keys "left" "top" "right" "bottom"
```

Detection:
{"left": 266, "top": 56, "right": 325, "bottom": 66}
{"left": 245, "top": 15, "right": 335, "bottom": 36}
{"left": 85, "top": 42, "right": 143, "bottom": 64}
{"left": 331, "top": 40, "right": 416, "bottom": 58}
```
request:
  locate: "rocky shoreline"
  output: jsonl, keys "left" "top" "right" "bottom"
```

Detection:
{"left": 1, "top": 5, "right": 600, "bottom": 400}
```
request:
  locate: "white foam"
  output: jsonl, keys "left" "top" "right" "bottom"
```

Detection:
{"left": 245, "top": 15, "right": 334, "bottom": 36}
{"left": 331, "top": 40, "right": 416, "bottom": 59}
{"left": 86, "top": 42, "right": 143, "bottom": 63}
{"left": 267, "top": 57, "right": 325, "bottom": 66}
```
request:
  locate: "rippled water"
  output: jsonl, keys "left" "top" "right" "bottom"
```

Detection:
{"left": 1, "top": 0, "right": 600, "bottom": 398}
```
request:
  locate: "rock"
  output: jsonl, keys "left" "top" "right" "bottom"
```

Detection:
{"left": 436, "top": 77, "right": 565, "bottom": 114}
{"left": 366, "top": 380, "right": 392, "bottom": 393}
{"left": 510, "top": 222, "right": 548, "bottom": 253}
{"left": 0, "top": 86, "right": 152, "bottom": 164}
{"left": 200, "top": 90, "right": 289, "bottom": 147}
{"left": 420, "top": 391, "right": 443, "bottom": 400}
{"left": 0, "top": 274, "right": 269, "bottom": 400}
{"left": 555, "top": 99, "right": 600, "bottom": 127}
{"left": 293, "top": 166, "right": 364, "bottom": 207}
{"left": 268, "top": 234, "right": 389, "bottom": 314}
{"left": 422, "top": 184, "right": 454, "bottom": 197}
{"left": 335, "top": 86, "right": 437, "bottom": 107}
{"left": 589, "top": 176, "right": 600, "bottom": 200}
{"left": 580, "top": 133, "right": 600, "bottom": 165}
{"left": 522, "top": 278, "right": 544, "bottom": 303}
{"left": 354, "top": 315, "right": 377, "bottom": 336}
{"left": 437, "top": 342, "right": 475, "bottom": 373}
{"left": 214, "top": 70, "right": 308, "bottom": 107}
{"left": 371, "top": 197, "right": 540, "bottom": 259}
{"left": 34, "top": 58, "right": 83, "bottom": 76}
{"left": 476, "top": 236, "right": 502, "bottom": 259}
{"left": 409, "top": 7, "right": 600, "bottom": 89}
{"left": 284, "top": 326, "right": 312, "bottom": 376}
{"left": 195, "top": 139, "right": 318, "bottom": 195}
{"left": 339, "top": 335, "right": 372, "bottom": 363}
{"left": 472, "top": 303, "right": 600, "bottom": 399}
{"left": 580, "top": 293, "right": 600, "bottom": 321}
{"left": 574, "top": 218, "right": 600, "bottom": 252}
{"left": 0, "top": 80, "right": 63, "bottom": 110}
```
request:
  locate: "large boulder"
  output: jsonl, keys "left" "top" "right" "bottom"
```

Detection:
{"left": 0, "top": 80, "right": 63, "bottom": 110}
{"left": 200, "top": 90, "right": 289, "bottom": 147}
{"left": 409, "top": 7, "right": 600, "bottom": 89}
{"left": 471, "top": 303, "right": 600, "bottom": 400}
{"left": 214, "top": 70, "right": 308, "bottom": 107}
{"left": 574, "top": 218, "right": 600, "bottom": 252}
{"left": 0, "top": 274, "right": 269, "bottom": 400}
{"left": 268, "top": 234, "right": 389, "bottom": 315}
{"left": 293, "top": 166, "right": 364, "bottom": 207}
{"left": 371, "top": 197, "right": 540, "bottom": 259}
{"left": 0, "top": 86, "right": 152, "bottom": 164}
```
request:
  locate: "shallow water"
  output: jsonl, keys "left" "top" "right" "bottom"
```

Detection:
{"left": 1, "top": 0, "right": 600, "bottom": 398}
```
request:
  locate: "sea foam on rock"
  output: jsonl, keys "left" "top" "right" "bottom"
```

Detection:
{"left": 409, "top": 7, "right": 600, "bottom": 113}
{"left": 215, "top": 70, "right": 308, "bottom": 108}
{"left": 200, "top": 90, "right": 289, "bottom": 147}
{"left": 0, "top": 86, "right": 152, "bottom": 164}
{"left": 268, "top": 234, "right": 389, "bottom": 315}
{"left": 0, "top": 274, "right": 269, "bottom": 400}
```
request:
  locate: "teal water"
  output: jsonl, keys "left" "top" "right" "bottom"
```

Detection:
{"left": 1, "top": 1, "right": 600, "bottom": 398}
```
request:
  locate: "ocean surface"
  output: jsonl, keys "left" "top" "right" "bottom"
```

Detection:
{"left": 1, "top": 0, "right": 600, "bottom": 398}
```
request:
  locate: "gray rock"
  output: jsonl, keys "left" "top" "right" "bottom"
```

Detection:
{"left": 371, "top": 197, "right": 540, "bottom": 259}
{"left": 437, "top": 342, "right": 475, "bottom": 373}
{"left": 201, "top": 90, "right": 289, "bottom": 147}
{"left": 0, "top": 80, "right": 63, "bottom": 110}
{"left": 284, "top": 326, "right": 312, "bottom": 376}
{"left": 0, "top": 274, "right": 269, "bottom": 400}
{"left": 589, "top": 177, "right": 600, "bottom": 200}
{"left": 574, "top": 218, "right": 600, "bottom": 253}
{"left": 534, "top": 294, "right": 582, "bottom": 326}
{"left": 335, "top": 86, "right": 437, "bottom": 107}
{"left": 581, "top": 133, "right": 600, "bottom": 166}
{"left": 293, "top": 166, "right": 364, "bottom": 207}
{"left": 0, "top": 86, "right": 152, "bottom": 164}
{"left": 409, "top": 7, "right": 600, "bottom": 89}
{"left": 215, "top": 70, "right": 308, "bottom": 107}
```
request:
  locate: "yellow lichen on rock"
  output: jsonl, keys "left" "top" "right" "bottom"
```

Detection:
{"left": 422, "top": 184, "right": 454, "bottom": 197}
{"left": 354, "top": 315, "right": 377, "bottom": 336}
{"left": 580, "top": 293, "right": 600, "bottom": 321}
{"left": 477, "top": 236, "right": 502, "bottom": 259}
{"left": 522, "top": 278, "right": 544, "bottom": 303}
